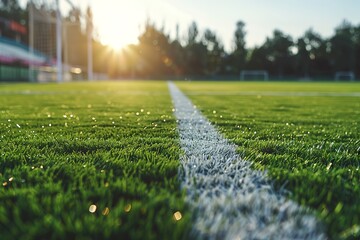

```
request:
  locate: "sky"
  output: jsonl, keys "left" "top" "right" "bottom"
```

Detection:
{"left": 21, "top": 0, "right": 360, "bottom": 51}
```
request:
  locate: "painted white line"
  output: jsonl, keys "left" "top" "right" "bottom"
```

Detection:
{"left": 185, "top": 91, "right": 360, "bottom": 97}
{"left": 0, "top": 90, "right": 168, "bottom": 95}
{"left": 168, "top": 82, "right": 326, "bottom": 240}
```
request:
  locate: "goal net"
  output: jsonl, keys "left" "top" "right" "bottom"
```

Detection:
{"left": 334, "top": 71, "right": 355, "bottom": 81}
{"left": 28, "top": 0, "right": 87, "bottom": 82}
{"left": 240, "top": 70, "right": 269, "bottom": 81}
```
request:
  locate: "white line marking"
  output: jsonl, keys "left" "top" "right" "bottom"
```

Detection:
{"left": 0, "top": 90, "right": 168, "bottom": 95}
{"left": 168, "top": 82, "right": 326, "bottom": 240}
{"left": 185, "top": 91, "right": 360, "bottom": 97}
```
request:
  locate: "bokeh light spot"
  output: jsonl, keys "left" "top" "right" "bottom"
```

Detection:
{"left": 89, "top": 204, "right": 97, "bottom": 213}
{"left": 173, "top": 211, "right": 182, "bottom": 221}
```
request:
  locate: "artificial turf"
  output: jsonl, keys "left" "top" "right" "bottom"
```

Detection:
{"left": 0, "top": 81, "right": 190, "bottom": 239}
{"left": 177, "top": 81, "right": 360, "bottom": 239}
{"left": 1, "top": 80, "right": 359, "bottom": 239}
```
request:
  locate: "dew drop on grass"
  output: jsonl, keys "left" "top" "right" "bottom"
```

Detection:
{"left": 16, "top": 124, "right": 20, "bottom": 128}
{"left": 102, "top": 207, "right": 110, "bottom": 216}
{"left": 173, "top": 211, "right": 182, "bottom": 221}
{"left": 89, "top": 204, "right": 97, "bottom": 213}
{"left": 326, "top": 162, "right": 333, "bottom": 171}
{"left": 124, "top": 204, "right": 132, "bottom": 213}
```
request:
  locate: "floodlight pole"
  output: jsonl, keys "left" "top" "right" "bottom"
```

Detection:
{"left": 56, "top": 0, "right": 63, "bottom": 82}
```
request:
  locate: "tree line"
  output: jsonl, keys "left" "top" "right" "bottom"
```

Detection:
{"left": 1, "top": 0, "right": 360, "bottom": 79}
{"left": 118, "top": 20, "right": 360, "bottom": 80}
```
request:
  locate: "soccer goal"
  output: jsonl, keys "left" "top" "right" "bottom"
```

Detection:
{"left": 240, "top": 70, "right": 269, "bottom": 81}
{"left": 334, "top": 71, "right": 355, "bottom": 81}
{"left": 28, "top": 0, "right": 92, "bottom": 82}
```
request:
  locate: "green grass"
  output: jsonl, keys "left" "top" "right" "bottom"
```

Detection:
{"left": 1, "top": 80, "right": 359, "bottom": 239}
{"left": 176, "top": 81, "right": 360, "bottom": 239}
{"left": 0, "top": 81, "right": 190, "bottom": 239}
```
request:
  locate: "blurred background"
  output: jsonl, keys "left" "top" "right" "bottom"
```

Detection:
{"left": 1, "top": 0, "right": 360, "bottom": 82}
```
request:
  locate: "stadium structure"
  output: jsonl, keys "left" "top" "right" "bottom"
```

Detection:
{"left": 0, "top": 1, "right": 90, "bottom": 82}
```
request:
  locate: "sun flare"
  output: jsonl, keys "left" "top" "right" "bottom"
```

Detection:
{"left": 94, "top": 2, "right": 142, "bottom": 51}
{"left": 104, "top": 37, "right": 130, "bottom": 51}
{"left": 100, "top": 25, "right": 139, "bottom": 51}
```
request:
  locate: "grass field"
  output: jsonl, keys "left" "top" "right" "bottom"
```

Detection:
{"left": 0, "top": 82, "right": 190, "bottom": 239}
{"left": 177, "top": 81, "right": 360, "bottom": 239}
{"left": 0, "top": 80, "right": 359, "bottom": 239}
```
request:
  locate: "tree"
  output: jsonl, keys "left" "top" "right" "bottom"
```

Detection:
{"left": 247, "top": 46, "right": 272, "bottom": 73}
{"left": 0, "top": 0, "right": 22, "bottom": 19}
{"left": 168, "top": 39, "right": 186, "bottom": 76}
{"left": 263, "top": 30, "right": 293, "bottom": 78}
{"left": 0, "top": 0, "right": 27, "bottom": 42}
{"left": 184, "top": 22, "right": 207, "bottom": 76}
{"left": 202, "top": 29, "right": 224, "bottom": 75}
{"left": 296, "top": 37, "right": 309, "bottom": 77}
{"left": 137, "top": 21, "right": 173, "bottom": 77}
{"left": 186, "top": 21, "right": 199, "bottom": 46}
{"left": 231, "top": 21, "right": 247, "bottom": 73}
{"left": 354, "top": 25, "right": 360, "bottom": 77}
{"left": 330, "top": 21, "right": 356, "bottom": 72}
{"left": 295, "top": 28, "right": 324, "bottom": 78}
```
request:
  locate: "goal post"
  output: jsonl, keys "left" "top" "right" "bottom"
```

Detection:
{"left": 334, "top": 71, "right": 355, "bottom": 81}
{"left": 55, "top": 0, "right": 62, "bottom": 82}
{"left": 240, "top": 70, "right": 269, "bottom": 81}
{"left": 28, "top": 0, "right": 90, "bottom": 82}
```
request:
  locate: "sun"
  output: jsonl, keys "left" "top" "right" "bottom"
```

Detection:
{"left": 100, "top": 27, "right": 140, "bottom": 52}
{"left": 100, "top": 26, "right": 138, "bottom": 52}
{"left": 94, "top": 5, "right": 141, "bottom": 52}
{"left": 105, "top": 37, "right": 129, "bottom": 52}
